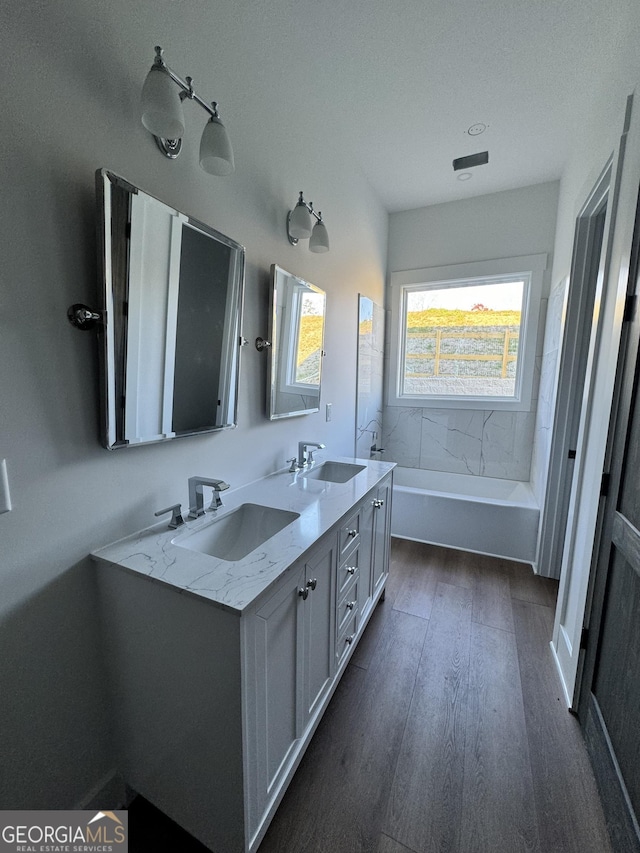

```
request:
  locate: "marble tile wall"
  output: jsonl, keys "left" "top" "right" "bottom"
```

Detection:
{"left": 530, "top": 277, "right": 567, "bottom": 501}
{"left": 355, "top": 296, "right": 385, "bottom": 458}
{"left": 383, "top": 406, "right": 537, "bottom": 480}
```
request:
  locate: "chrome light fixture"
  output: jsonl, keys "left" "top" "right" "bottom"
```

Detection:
{"left": 287, "top": 191, "right": 330, "bottom": 253}
{"left": 141, "top": 46, "right": 235, "bottom": 176}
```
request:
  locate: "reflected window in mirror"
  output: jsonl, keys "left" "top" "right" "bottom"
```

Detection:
{"left": 268, "top": 265, "right": 326, "bottom": 419}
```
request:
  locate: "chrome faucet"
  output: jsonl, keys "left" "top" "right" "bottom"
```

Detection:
{"left": 297, "top": 441, "right": 325, "bottom": 468}
{"left": 188, "top": 476, "right": 230, "bottom": 519}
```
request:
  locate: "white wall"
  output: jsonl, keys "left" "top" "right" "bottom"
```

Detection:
{"left": 384, "top": 182, "right": 559, "bottom": 481}
{"left": 0, "top": 1, "right": 388, "bottom": 808}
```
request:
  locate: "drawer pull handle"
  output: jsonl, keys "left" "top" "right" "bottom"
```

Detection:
{"left": 348, "top": 529, "right": 358, "bottom": 538}
{"left": 372, "top": 499, "right": 385, "bottom": 508}
{"left": 345, "top": 634, "right": 355, "bottom": 645}
{"left": 346, "top": 566, "right": 356, "bottom": 575}
{"left": 298, "top": 587, "right": 309, "bottom": 600}
{"left": 307, "top": 578, "right": 317, "bottom": 590}
{"left": 346, "top": 601, "right": 355, "bottom": 610}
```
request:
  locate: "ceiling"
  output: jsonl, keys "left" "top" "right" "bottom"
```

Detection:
{"left": 205, "top": 0, "right": 640, "bottom": 212}
{"left": 9, "top": 0, "right": 640, "bottom": 215}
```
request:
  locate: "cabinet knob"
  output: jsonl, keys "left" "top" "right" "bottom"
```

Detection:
{"left": 345, "top": 634, "right": 355, "bottom": 645}
{"left": 346, "top": 601, "right": 355, "bottom": 610}
{"left": 298, "top": 587, "right": 309, "bottom": 600}
{"left": 346, "top": 566, "right": 356, "bottom": 575}
{"left": 306, "top": 578, "right": 317, "bottom": 590}
{"left": 348, "top": 529, "right": 358, "bottom": 538}
{"left": 372, "top": 499, "right": 385, "bottom": 508}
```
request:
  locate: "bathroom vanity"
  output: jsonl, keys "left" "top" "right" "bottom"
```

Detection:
{"left": 93, "top": 457, "right": 394, "bottom": 853}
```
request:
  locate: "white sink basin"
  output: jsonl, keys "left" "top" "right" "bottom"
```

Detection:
{"left": 173, "top": 503, "right": 300, "bottom": 561}
{"left": 301, "top": 461, "right": 366, "bottom": 484}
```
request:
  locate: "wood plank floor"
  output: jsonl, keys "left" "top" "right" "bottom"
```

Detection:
{"left": 129, "top": 539, "right": 613, "bottom": 853}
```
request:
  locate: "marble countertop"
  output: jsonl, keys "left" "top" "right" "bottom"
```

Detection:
{"left": 92, "top": 456, "right": 395, "bottom": 614}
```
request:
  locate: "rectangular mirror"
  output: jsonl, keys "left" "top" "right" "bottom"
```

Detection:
{"left": 96, "top": 170, "right": 245, "bottom": 449}
{"left": 268, "top": 265, "right": 326, "bottom": 419}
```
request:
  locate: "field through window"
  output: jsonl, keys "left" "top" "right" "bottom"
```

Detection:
{"left": 402, "top": 277, "right": 525, "bottom": 399}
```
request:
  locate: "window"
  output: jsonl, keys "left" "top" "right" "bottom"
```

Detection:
{"left": 388, "top": 255, "right": 547, "bottom": 411}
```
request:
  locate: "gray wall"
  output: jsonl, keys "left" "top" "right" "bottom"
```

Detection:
{"left": 384, "top": 182, "right": 560, "bottom": 481}
{"left": 0, "top": 1, "right": 387, "bottom": 808}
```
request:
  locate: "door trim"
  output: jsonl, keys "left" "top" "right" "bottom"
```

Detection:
{"left": 550, "top": 90, "right": 640, "bottom": 705}
{"left": 537, "top": 161, "right": 611, "bottom": 580}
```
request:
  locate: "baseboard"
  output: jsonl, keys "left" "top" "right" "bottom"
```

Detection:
{"left": 584, "top": 694, "right": 640, "bottom": 853}
{"left": 549, "top": 638, "right": 573, "bottom": 708}
{"left": 74, "top": 769, "right": 128, "bottom": 811}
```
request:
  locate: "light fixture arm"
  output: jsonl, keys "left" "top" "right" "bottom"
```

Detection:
{"left": 152, "top": 46, "right": 221, "bottom": 121}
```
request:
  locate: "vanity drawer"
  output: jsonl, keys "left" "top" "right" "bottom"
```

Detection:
{"left": 337, "top": 550, "right": 359, "bottom": 598}
{"left": 336, "top": 610, "right": 359, "bottom": 668}
{"left": 337, "top": 581, "right": 358, "bottom": 634}
{"left": 338, "top": 509, "right": 360, "bottom": 559}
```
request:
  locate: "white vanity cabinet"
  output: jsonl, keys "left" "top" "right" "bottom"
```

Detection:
{"left": 94, "top": 464, "right": 393, "bottom": 853}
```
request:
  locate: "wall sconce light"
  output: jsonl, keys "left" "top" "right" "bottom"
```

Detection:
{"left": 286, "top": 192, "right": 330, "bottom": 253}
{"left": 141, "top": 46, "right": 234, "bottom": 176}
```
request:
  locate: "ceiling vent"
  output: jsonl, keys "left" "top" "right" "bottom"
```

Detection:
{"left": 453, "top": 151, "right": 489, "bottom": 171}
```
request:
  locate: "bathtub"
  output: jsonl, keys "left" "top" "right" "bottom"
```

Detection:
{"left": 391, "top": 467, "right": 540, "bottom": 564}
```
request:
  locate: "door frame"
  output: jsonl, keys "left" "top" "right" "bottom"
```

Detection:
{"left": 551, "top": 91, "right": 640, "bottom": 706}
{"left": 537, "top": 161, "right": 611, "bottom": 580}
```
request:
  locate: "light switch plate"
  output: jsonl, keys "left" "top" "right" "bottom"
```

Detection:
{"left": 0, "top": 459, "right": 12, "bottom": 513}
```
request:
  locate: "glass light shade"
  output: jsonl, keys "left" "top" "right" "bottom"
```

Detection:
{"left": 199, "top": 116, "right": 235, "bottom": 176}
{"left": 289, "top": 202, "right": 313, "bottom": 239}
{"left": 141, "top": 66, "right": 185, "bottom": 139}
{"left": 309, "top": 219, "right": 330, "bottom": 253}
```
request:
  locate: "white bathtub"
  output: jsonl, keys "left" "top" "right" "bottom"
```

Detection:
{"left": 391, "top": 467, "right": 540, "bottom": 563}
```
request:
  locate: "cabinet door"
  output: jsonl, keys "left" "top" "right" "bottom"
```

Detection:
{"left": 359, "top": 499, "right": 375, "bottom": 614}
{"left": 253, "top": 566, "right": 306, "bottom": 812}
{"left": 301, "top": 537, "right": 336, "bottom": 726}
{"left": 371, "top": 479, "right": 392, "bottom": 596}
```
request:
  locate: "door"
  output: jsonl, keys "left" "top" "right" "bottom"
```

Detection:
{"left": 537, "top": 170, "right": 609, "bottom": 580}
{"left": 577, "top": 185, "right": 640, "bottom": 853}
{"left": 551, "top": 90, "right": 640, "bottom": 703}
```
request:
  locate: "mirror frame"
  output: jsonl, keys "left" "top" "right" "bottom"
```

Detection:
{"left": 268, "top": 264, "right": 326, "bottom": 420}
{"left": 96, "top": 169, "right": 246, "bottom": 449}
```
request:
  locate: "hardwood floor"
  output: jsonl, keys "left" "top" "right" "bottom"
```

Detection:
{"left": 129, "top": 539, "right": 612, "bottom": 853}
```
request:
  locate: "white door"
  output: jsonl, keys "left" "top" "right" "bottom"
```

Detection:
{"left": 552, "top": 88, "right": 640, "bottom": 706}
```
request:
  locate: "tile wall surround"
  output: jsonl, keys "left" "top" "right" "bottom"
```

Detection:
{"left": 530, "top": 277, "right": 568, "bottom": 502}
{"left": 355, "top": 296, "right": 385, "bottom": 459}
{"left": 383, "top": 406, "right": 537, "bottom": 480}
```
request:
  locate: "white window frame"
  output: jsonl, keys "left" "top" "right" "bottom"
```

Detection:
{"left": 280, "top": 281, "right": 324, "bottom": 394}
{"left": 387, "top": 254, "right": 547, "bottom": 411}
